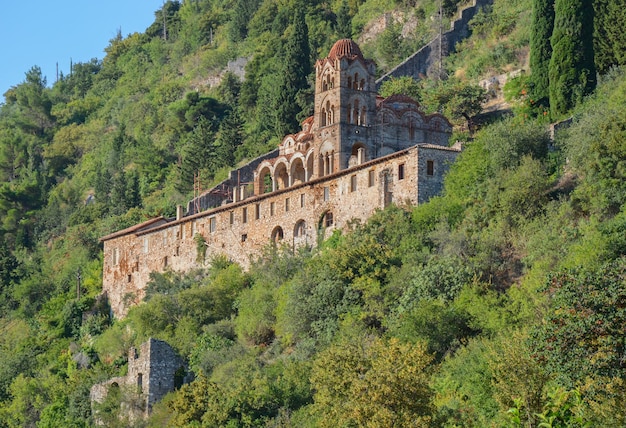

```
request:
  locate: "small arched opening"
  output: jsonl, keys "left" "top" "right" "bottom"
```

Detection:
{"left": 258, "top": 165, "right": 273, "bottom": 194}
{"left": 290, "top": 157, "right": 306, "bottom": 185}
{"left": 274, "top": 162, "right": 289, "bottom": 190}
{"left": 318, "top": 211, "right": 334, "bottom": 231}
{"left": 271, "top": 226, "right": 284, "bottom": 243}
{"left": 294, "top": 220, "right": 306, "bottom": 237}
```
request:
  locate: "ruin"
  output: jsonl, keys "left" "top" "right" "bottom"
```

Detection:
{"left": 100, "top": 39, "right": 461, "bottom": 318}
{"left": 90, "top": 338, "right": 188, "bottom": 421}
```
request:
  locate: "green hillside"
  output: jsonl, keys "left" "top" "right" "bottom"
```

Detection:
{"left": 1, "top": 0, "right": 626, "bottom": 426}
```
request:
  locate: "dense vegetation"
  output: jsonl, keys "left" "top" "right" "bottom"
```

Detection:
{"left": 0, "top": 0, "right": 625, "bottom": 426}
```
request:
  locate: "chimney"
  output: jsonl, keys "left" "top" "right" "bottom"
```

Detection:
{"left": 176, "top": 205, "right": 184, "bottom": 220}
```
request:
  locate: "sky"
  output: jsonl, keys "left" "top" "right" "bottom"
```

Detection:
{"left": 0, "top": 1, "right": 165, "bottom": 96}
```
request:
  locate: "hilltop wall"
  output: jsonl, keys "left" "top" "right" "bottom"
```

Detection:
{"left": 376, "top": 0, "right": 493, "bottom": 87}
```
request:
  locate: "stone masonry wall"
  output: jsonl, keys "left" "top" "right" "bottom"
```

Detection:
{"left": 376, "top": 0, "right": 493, "bottom": 88}
{"left": 90, "top": 339, "right": 186, "bottom": 419}
{"left": 102, "top": 144, "right": 458, "bottom": 318}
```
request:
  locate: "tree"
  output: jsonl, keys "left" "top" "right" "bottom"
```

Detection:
{"left": 311, "top": 336, "right": 435, "bottom": 427}
{"left": 379, "top": 76, "right": 422, "bottom": 102}
{"left": 336, "top": 0, "right": 352, "bottom": 39}
{"left": 529, "top": 0, "right": 554, "bottom": 109}
{"left": 549, "top": 0, "right": 596, "bottom": 117}
{"left": 274, "top": 8, "right": 311, "bottom": 137}
{"left": 593, "top": 0, "right": 626, "bottom": 74}
{"left": 532, "top": 258, "right": 626, "bottom": 390}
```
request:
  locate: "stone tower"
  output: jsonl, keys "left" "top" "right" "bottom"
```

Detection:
{"left": 313, "top": 39, "right": 378, "bottom": 176}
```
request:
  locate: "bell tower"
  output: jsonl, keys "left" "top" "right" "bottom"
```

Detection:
{"left": 313, "top": 39, "right": 377, "bottom": 177}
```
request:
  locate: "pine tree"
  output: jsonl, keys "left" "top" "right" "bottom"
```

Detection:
{"left": 274, "top": 7, "right": 311, "bottom": 137}
{"left": 529, "top": 0, "right": 554, "bottom": 109}
{"left": 549, "top": 0, "right": 596, "bottom": 117}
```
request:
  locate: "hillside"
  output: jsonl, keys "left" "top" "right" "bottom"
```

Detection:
{"left": 1, "top": 0, "right": 626, "bottom": 426}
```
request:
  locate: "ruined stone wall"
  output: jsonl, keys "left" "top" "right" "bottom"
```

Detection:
{"left": 103, "top": 145, "right": 457, "bottom": 318}
{"left": 376, "top": 0, "right": 493, "bottom": 87}
{"left": 90, "top": 339, "right": 185, "bottom": 419}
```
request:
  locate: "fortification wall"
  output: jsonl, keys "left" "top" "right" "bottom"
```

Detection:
{"left": 102, "top": 144, "right": 458, "bottom": 318}
{"left": 376, "top": 0, "right": 493, "bottom": 87}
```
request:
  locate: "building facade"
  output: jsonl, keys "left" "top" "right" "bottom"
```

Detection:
{"left": 100, "top": 39, "right": 460, "bottom": 318}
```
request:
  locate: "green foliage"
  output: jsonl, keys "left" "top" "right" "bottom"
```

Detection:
{"left": 529, "top": 0, "right": 554, "bottom": 109}
{"left": 532, "top": 258, "right": 626, "bottom": 384}
{"left": 378, "top": 75, "right": 422, "bottom": 101}
{"left": 548, "top": 0, "right": 596, "bottom": 117}
{"left": 311, "top": 336, "right": 435, "bottom": 427}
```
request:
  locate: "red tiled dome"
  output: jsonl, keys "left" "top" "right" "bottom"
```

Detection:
{"left": 328, "top": 39, "right": 364, "bottom": 61}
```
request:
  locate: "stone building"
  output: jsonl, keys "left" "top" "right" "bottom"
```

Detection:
{"left": 100, "top": 39, "right": 461, "bottom": 318}
{"left": 90, "top": 338, "right": 187, "bottom": 420}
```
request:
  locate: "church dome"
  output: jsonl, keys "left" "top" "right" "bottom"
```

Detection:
{"left": 328, "top": 39, "right": 364, "bottom": 61}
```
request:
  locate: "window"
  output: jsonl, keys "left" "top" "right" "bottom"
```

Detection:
{"left": 294, "top": 220, "right": 306, "bottom": 237}
{"left": 163, "top": 256, "right": 168, "bottom": 268}
{"left": 300, "top": 193, "right": 305, "bottom": 208}
{"left": 285, "top": 198, "right": 290, "bottom": 212}
{"left": 113, "top": 248, "right": 119, "bottom": 266}
{"left": 143, "top": 238, "right": 149, "bottom": 254}
{"left": 350, "top": 174, "right": 357, "bottom": 192}
{"left": 255, "top": 204, "right": 260, "bottom": 220}
{"left": 209, "top": 217, "right": 216, "bottom": 233}
{"left": 369, "top": 170, "right": 375, "bottom": 187}
{"left": 241, "top": 234, "right": 247, "bottom": 242}
{"left": 229, "top": 211, "right": 234, "bottom": 225}
{"left": 127, "top": 274, "right": 132, "bottom": 283}
{"left": 398, "top": 163, "right": 405, "bottom": 180}
{"left": 242, "top": 207, "right": 248, "bottom": 223}
{"left": 272, "top": 226, "right": 284, "bottom": 242}
{"left": 270, "top": 202, "right": 275, "bottom": 216}
{"left": 427, "top": 160, "right": 434, "bottom": 176}
{"left": 325, "top": 212, "right": 334, "bottom": 227}
{"left": 324, "top": 186, "right": 330, "bottom": 201}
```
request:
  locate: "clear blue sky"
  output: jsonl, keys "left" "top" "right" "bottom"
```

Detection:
{"left": 0, "top": 1, "right": 164, "bottom": 96}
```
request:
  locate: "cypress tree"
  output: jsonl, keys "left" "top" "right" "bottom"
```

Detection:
{"left": 594, "top": 0, "right": 626, "bottom": 73}
{"left": 549, "top": 0, "right": 596, "bottom": 117}
{"left": 529, "top": 0, "right": 554, "bottom": 109}
{"left": 274, "top": 7, "right": 311, "bottom": 137}
{"left": 336, "top": 0, "right": 352, "bottom": 39}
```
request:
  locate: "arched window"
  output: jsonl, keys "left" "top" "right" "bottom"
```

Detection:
{"left": 326, "top": 101, "right": 332, "bottom": 125}
{"left": 271, "top": 226, "right": 284, "bottom": 242}
{"left": 353, "top": 73, "right": 359, "bottom": 89}
{"left": 353, "top": 100, "right": 360, "bottom": 125}
{"left": 359, "top": 79, "right": 365, "bottom": 90}
{"left": 294, "top": 220, "right": 306, "bottom": 237}
{"left": 319, "top": 211, "right": 334, "bottom": 230}
{"left": 360, "top": 107, "right": 367, "bottom": 126}
{"left": 347, "top": 76, "right": 352, "bottom": 88}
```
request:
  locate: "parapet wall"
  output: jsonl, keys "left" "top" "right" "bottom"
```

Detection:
{"left": 376, "top": 0, "right": 493, "bottom": 87}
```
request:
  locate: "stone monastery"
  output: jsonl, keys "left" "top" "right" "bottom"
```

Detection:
{"left": 101, "top": 39, "right": 461, "bottom": 318}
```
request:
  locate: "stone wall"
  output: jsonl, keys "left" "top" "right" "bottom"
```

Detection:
{"left": 376, "top": 0, "right": 493, "bottom": 88}
{"left": 90, "top": 339, "right": 187, "bottom": 421}
{"left": 187, "top": 149, "right": 280, "bottom": 215}
{"left": 102, "top": 144, "right": 459, "bottom": 318}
